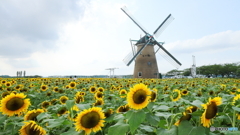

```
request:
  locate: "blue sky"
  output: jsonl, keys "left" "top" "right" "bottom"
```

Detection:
{"left": 0, "top": 0, "right": 239, "bottom": 76}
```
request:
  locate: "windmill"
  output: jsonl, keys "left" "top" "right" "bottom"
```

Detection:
{"left": 121, "top": 6, "right": 181, "bottom": 78}
{"left": 191, "top": 55, "right": 196, "bottom": 78}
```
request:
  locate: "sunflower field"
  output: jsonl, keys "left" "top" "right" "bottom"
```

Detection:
{"left": 0, "top": 77, "right": 240, "bottom": 135}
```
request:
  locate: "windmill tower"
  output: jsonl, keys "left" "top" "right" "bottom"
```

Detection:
{"left": 191, "top": 55, "right": 196, "bottom": 78}
{"left": 121, "top": 7, "right": 181, "bottom": 78}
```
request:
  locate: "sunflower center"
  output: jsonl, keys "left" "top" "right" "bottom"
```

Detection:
{"left": 81, "top": 111, "right": 100, "bottom": 128}
{"left": 70, "top": 83, "right": 75, "bottom": 87}
{"left": 182, "top": 90, "right": 188, "bottom": 94}
{"left": 133, "top": 89, "right": 147, "bottom": 104}
{"left": 151, "top": 92, "right": 157, "bottom": 100}
{"left": 97, "top": 93, "right": 103, "bottom": 98}
{"left": 205, "top": 102, "right": 217, "bottom": 119}
{"left": 25, "top": 124, "right": 41, "bottom": 135}
{"left": 61, "top": 98, "right": 67, "bottom": 103}
{"left": 120, "top": 91, "right": 126, "bottom": 95}
{"left": 27, "top": 112, "right": 41, "bottom": 121}
{"left": 6, "top": 97, "right": 24, "bottom": 111}
{"left": 58, "top": 108, "right": 67, "bottom": 114}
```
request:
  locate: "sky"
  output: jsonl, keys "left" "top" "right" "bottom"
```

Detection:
{"left": 0, "top": 0, "right": 240, "bottom": 77}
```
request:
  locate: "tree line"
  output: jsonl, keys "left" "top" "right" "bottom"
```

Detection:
{"left": 166, "top": 62, "right": 240, "bottom": 78}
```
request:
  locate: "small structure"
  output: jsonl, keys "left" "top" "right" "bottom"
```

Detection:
{"left": 106, "top": 68, "right": 118, "bottom": 78}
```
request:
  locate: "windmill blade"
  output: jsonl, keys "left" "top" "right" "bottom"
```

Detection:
{"left": 123, "top": 51, "right": 135, "bottom": 65}
{"left": 155, "top": 42, "right": 181, "bottom": 69}
{"left": 153, "top": 14, "right": 174, "bottom": 38}
{"left": 121, "top": 6, "right": 148, "bottom": 34}
{"left": 126, "top": 39, "right": 151, "bottom": 66}
{"left": 154, "top": 42, "right": 164, "bottom": 53}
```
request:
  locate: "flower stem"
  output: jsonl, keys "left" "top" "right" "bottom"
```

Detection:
{"left": 168, "top": 113, "right": 181, "bottom": 130}
{"left": 233, "top": 110, "right": 236, "bottom": 127}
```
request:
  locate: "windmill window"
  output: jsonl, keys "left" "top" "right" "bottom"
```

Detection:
{"left": 147, "top": 62, "right": 151, "bottom": 66}
{"left": 138, "top": 72, "right": 142, "bottom": 77}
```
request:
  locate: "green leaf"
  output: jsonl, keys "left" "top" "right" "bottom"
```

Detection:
{"left": 155, "top": 112, "right": 172, "bottom": 119}
{"left": 113, "top": 113, "right": 125, "bottom": 122}
{"left": 147, "top": 102, "right": 155, "bottom": 110}
{"left": 61, "top": 127, "right": 80, "bottom": 135}
{"left": 153, "top": 105, "right": 170, "bottom": 111}
{"left": 36, "top": 112, "right": 51, "bottom": 121}
{"left": 76, "top": 103, "right": 91, "bottom": 110}
{"left": 66, "top": 100, "right": 75, "bottom": 111}
{"left": 157, "top": 126, "right": 177, "bottom": 135}
{"left": 158, "top": 119, "right": 167, "bottom": 129}
{"left": 108, "top": 121, "right": 129, "bottom": 135}
{"left": 232, "top": 106, "right": 240, "bottom": 112}
{"left": 178, "top": 121, "right": 205, "bottom": 135}
{"left": 146, "top": 113, "right": 160, "bottom": 126}
{"left": 47, "top": 117, "right": 66, "bottom": 128}
{"left": 139, "top": 124, "right": 155, "bottom": 132}
{"left": 127, "top": 110, "right": 146, "bottom": 134}
{"left": 0, "top": 115, "right": 7, "bottom": 123}
{"left": 191, "top": 100, "right": 204, "bottom": 108}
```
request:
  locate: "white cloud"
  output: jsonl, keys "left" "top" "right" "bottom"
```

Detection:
{"left": 157, "top": 30, "right": 240, "bottom": 73}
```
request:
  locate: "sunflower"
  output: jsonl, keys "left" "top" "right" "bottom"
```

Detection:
{"left": 94, "top": 99, "right": 104, "bottom": 106}
{"left": 58, "top": 88, "right": 64, "bottom": 93}
{"left": 0, "top": 93, "right": 31, "bottom": 116}
{"left": 53, "top": 87, "right": 59, "bottom": 92}
{"left": 232, "top": 94, "right": 240, "bottom": 105}
{"left": 40, "top": 84, "right": 48, "bottom": 91}
{"left": 75, "top": 95, "right": 84, "bottom": 104}
{"left": 119, "top": 89, "right": 127, "bottom": 98}
{"left": 150, "top": 88, "right": 158, "bottom": 102}
{"left": 174, "top": 106, "right": 198, "bottom": 126}
{"left": 41, "top": 101, "right": 51, "bottom": 109}
{"left": 65, "top": 85, "right": 70, "bottom": 89}
{"left": 170, "top": 89, "right": 181, "bottom": 102}
{"left": 95, "top": 92, "right": 104, "bottom": 99}
{"left": 5, "top": 82, "right": 11, "bottom": 87}
{"left": 197, "top": 91, "right": 202, "bottom": 97}
{"left": 97, "top": 87, "right": 104, "bottom": 92}
{"left": 237, "top": 112, "right": 240, "bottom": 120}
{"left": 104, "top": 109, "right": 113, "bottom": 118}
{"left": 60, "top": 96, "right": 68, "bottom": 104}
{"left": 201, "top": 97, "right": 222, "bottom": 127}
{"left": 1, "top": 91, "right": 10, "bottom": 98}
{"left": 116, "top": 105, "right": 130, "bottom": 113}
{"left": 208, "top": 90, "right": 214, "bottom": 96}
{"left": 186, "top": 106, "right": 198, "bottom": 113}
{"left": 74, "top": 107, "right": 105, "bottom": 135}
{"left": 181, "top": 89, "right": 188, "bottom": 96}
{"left": 174, "top": 112, "right": 191, "bottom": 126}
{"left": 50, "top": 99, "right": 58, "bottom": 105}
{"left": 1, "top": 80, "right": 6, "bottom": 84}
{"left": 89, "top": 86, "right": 97, "bottom": 93}
{"left": 24, "top": 109, "right": 44, "bottom": 121}
{"left": 127, "top": 83, "right": 151, "bottom": 110}
{"left": 20, "top": 88, "right": 28, "bottom": 93}
{"left": 69, "top": 82, "right": 77, "bottom": 89}
{"left": 19, "top": 120, "right": 46, "bottom": 135}
{"left": 46, "top": 92, "right": 52, "bottom": 96}
{"left": 57, "top": 107, "right": 69, "bottom": 116}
